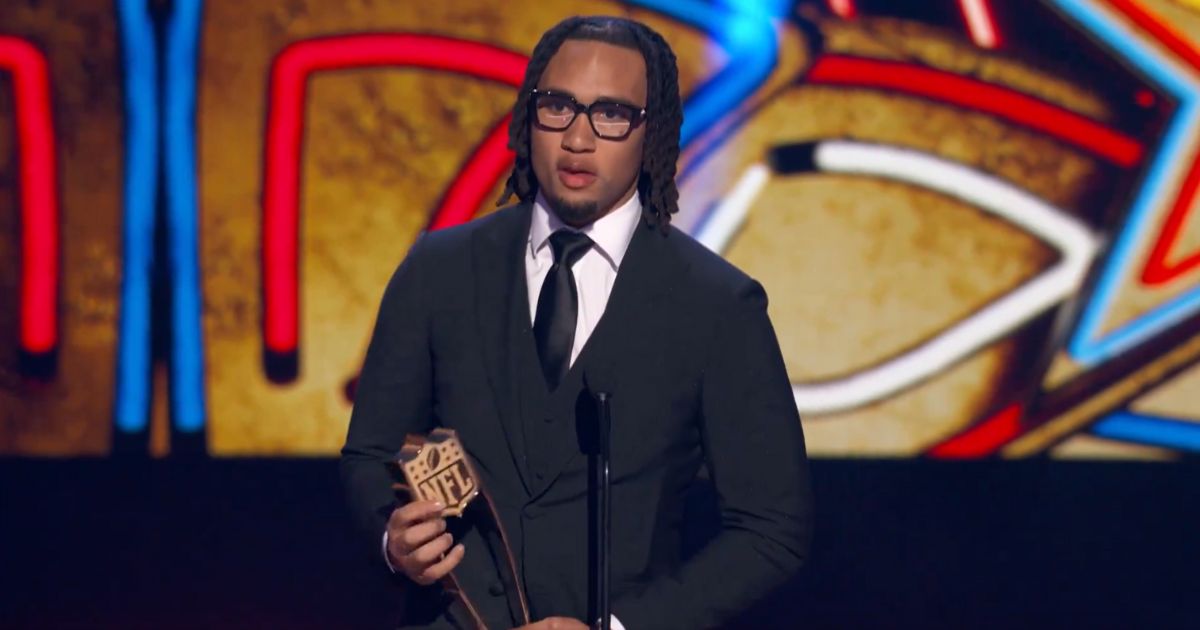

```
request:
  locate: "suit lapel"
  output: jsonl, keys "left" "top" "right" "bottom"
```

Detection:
{"left": 532, "top": 220, "right": 687, "bottom": 497}
{"left": 472, "top": 203, "right": 535, "bottom": 495}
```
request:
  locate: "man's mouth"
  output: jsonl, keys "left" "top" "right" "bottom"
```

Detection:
{"left": 557, "top": 166, "right": 597, "bottom": 189}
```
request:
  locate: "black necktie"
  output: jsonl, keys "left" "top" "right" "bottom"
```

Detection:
{"left": 533, "top": 230, "right": 594, "bottom": 390}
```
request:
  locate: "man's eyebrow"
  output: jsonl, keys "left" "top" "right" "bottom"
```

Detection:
{"left": 539, "top": 87, "right": 644, "bottom": 109}
{"left": 594, "top": 95, "right": 644, "bottom": 109}
{"left": 539, "top": 86, "right": 577, "bottom": 98}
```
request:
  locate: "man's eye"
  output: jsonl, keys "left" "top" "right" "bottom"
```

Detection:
{"left": 540, "top": 97, "right": 572, "bottom": 113}
{"left": 596, "top": 106, "right": 628, "bottom": 121}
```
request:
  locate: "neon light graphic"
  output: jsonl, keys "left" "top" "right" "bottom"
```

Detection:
{"left": 164, "top": 0, "right": 206, "bottom": 433}
{"left": 1130, "top": 2, "right": 1200, "bottom": 287}
{"left": 696, "top": 141, "right": 1098, "bottom": 413}
{"left": 1092, "top": 411, "right": 1200, "bottom": 451}
{"left": 427, "top": 116, "right": 515, "bottom": 231}
{"left": 114, "top": 0, "right": 159, "bottom": 432}
{"left": 929, "top": 403, "right": 1025, "bottom": 459}
{"left": 114, "top": 0, "right": 207, "bottom": 433}
{"left": 805, "top": 55, "right": 1143, "bottom": 167}
{"left": 1141, "top": 160, "right": 1200, "bottom": 285}
{"left": 827, "top": 0, "right": 858, "bottom": 19}
{"left": 1055, "top": 0, "right": 1200, "bottom": 365}
{"left": 960, "top": 0, "right": 1002, "bottom": 49}
{"left": 261, "top": 34, "right": 529, "bottom": 356}
{"left": 0, "top": 36, "right": 59, "bottom": 356}
{"left": 629, "top": 0, "right": 777, "bottom": 146}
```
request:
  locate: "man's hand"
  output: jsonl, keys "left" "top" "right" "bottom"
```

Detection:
{"left": 386, "top": 500, "right": 465, "bottom": 585}
{"left": 513, "top": 618, "right": 589, "bottom": 630}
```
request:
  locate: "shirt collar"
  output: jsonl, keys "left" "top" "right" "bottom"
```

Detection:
{"left": 530, "top": 191, "right": 642, "bottom": 270}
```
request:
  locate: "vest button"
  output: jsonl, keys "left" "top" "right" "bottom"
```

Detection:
{"left": 487, "top": 581, "right": 505, "bottom": 596}
{"left": 543, "top": 416, "right": 554, "bottom": 424}
{"left": 523, "top": 504, "right": 543, "bottom": 519}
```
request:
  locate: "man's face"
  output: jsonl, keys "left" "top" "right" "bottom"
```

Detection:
{"left": 531, "top": 39, "right": 648, "bottom": 227}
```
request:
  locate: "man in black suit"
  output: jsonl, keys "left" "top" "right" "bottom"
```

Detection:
{"left": 341, "top": 15, "right": 812, "bottom": 629}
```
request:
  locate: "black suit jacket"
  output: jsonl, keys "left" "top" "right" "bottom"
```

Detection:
{"left": 341, "top": 202, "right": 812, "bottom": 629}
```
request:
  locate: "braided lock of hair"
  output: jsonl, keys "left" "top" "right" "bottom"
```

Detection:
{"left": 497, "top": 16, "right": 683, "bottom": 233}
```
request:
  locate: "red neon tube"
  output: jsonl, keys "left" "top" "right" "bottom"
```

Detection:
{"left": 807, "top": 55, "right": 1143, "bottom": 168}
{"left": 0, "top": 36, "right": 58, "bottom": 355}
{"left": 262, "top": 34, "right": 527, "bottom": 354}
{"left": 427, "top": 115, "right": 514, "bottom": 231}
{"left": 1109, "top": 0, "right": 1200, "bottom": 286}
{"left": 826, "top": 0, "right": 857, "bottom": 19}
{"left": 1141, "top": 158, "right": 1200, "bottom": 285}
{"left": 928, "top": 403, "right": 1024, "bottom": 458}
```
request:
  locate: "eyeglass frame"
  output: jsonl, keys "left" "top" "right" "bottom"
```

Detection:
{"left": 528, "top": 88, "right": 648, "bottom": 140}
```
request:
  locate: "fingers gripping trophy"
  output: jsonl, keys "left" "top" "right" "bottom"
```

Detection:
{"left": 389, "top": 429, "right": 531, "bottom": 630}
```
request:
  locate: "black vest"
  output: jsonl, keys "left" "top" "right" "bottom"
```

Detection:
{"left": 516, "top": 330, "right": 591, "bottom": 487}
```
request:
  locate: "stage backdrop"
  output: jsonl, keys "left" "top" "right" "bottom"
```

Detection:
{"left": 3, "top": 0, "right": 1200, "bottom": 459}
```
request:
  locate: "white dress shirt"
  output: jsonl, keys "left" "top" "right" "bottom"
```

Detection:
{"left": 385, "top": 193, "right": 642, "bottom": 630}
{"left": 525, "top": 190, "right": 643, "bottom": 365}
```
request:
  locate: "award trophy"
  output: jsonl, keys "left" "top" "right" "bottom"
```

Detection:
{"left": 391, "top": 428, "right": 530, "bottom": 630}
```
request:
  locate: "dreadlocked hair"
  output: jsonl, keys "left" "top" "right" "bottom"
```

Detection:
{"left": 496, "top": 16, "right": 683, "bottom": 234}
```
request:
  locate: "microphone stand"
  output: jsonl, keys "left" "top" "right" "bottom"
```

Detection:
{"left": 590, "top": 391, "right": 612, "bottom": 630}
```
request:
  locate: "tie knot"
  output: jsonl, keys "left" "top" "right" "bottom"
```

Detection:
{"left": 548, "top": 230, "right": 593, "bottom": 268}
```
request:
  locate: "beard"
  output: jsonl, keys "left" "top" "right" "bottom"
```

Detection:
{"left": 544, "top": 191, "right": 602, "bottom": 227}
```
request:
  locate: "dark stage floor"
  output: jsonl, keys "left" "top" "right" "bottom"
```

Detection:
{"left": 2, "top": 459, "right": 1197, "bottom": 628}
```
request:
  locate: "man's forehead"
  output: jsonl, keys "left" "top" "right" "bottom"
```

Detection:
{"left": 538, "top": 39, "right": 647, "bottom": 101}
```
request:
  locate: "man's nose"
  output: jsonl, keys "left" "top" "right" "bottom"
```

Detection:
{"left": 561, "top": 112, "right": 596, "bottom": 152}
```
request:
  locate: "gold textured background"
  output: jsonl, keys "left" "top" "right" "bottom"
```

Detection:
{"left": 2, "top": 0, "right": 1198, "bottom": 458}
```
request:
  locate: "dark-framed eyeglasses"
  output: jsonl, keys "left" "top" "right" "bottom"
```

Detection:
{"left": 529, "top": 89, "right": 647, "bottom": 140}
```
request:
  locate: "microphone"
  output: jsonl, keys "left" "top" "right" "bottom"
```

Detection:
{"left": 584, "top": 370, "right": 615, "bottom": 460}
{"left": 582, "top": 370, "right": 614, "bottom": 630}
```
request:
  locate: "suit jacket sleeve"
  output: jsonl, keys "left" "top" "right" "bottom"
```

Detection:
{"left": 340, "top": 234, "right": 437, "bottom": 561}
{"left": 612, "top": 279, "right": 814, "bottom": 629}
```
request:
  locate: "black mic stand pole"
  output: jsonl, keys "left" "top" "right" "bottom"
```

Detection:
{"left": 591, "top": 391, "right": 612, "bottom": 630}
